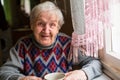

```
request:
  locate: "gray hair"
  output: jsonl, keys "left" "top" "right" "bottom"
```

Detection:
{"left": 30, "top": 1, "right": 64, "bottom": 29}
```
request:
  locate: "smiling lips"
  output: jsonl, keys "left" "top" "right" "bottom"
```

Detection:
{"left": 41, "top": 35, "right": 51, "bottom": 39}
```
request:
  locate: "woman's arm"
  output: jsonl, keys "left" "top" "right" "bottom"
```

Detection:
{"left": 81, "top": 58, "right": 102, "bottom": 80}
{"left": 78, "top": 51, "right": 102, "bottom": 80}
{"left": 64, "top": 50, "right": 102, "bottom": 80}
{"left": 0, "top": 47, "right": 25, "bottom": 80}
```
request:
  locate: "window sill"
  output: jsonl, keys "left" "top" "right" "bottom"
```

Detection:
{"left": 101, "top": 53, "right": 120, "bottom": 80}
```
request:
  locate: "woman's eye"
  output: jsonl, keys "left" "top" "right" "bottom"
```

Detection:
{"left": 50, "top": 23, "right": 56, "bottom": 28}
{"left": 37, "top": 22, "right": 44, "bottom": 26}
{"left": 36, "top": 19, "right": 46, "bottom": 26}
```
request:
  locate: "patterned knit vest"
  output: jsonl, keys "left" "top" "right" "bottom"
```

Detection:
{"left": 15, "top": 33, "right": 72, "bottom": 78}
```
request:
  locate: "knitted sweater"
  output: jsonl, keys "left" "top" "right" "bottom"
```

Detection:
{"left": 15, "top": 33, "right": 72, "bottom": 77}
{"left": 0, "top": 33, "right": 102, "bottom": 80}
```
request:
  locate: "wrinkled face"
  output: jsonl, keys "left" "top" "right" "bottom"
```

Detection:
{"left": 31, "top": 11, "right": 59, "bottom": 46}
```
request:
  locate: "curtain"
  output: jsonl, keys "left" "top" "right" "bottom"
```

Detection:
{"left": 69, "top": 0, "right": 110, "bottom": 64}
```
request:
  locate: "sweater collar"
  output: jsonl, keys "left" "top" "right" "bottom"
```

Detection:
{"left": 31, "top": 34, "right": 57, "bottom": 50}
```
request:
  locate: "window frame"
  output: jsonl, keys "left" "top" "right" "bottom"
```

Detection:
{"left": 100, "top": 26, "right": 120, "bottom": 80}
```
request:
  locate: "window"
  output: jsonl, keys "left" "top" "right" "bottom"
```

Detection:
{"left": 104, "top": 2, "right": 120, "bottom": 60}
{"left": 103, "top": 1, "right": 120, "bottom": 80}
{"left": 21, "top": 0, "right": 31, "bottom": 15}
{"left": 1, "top": 0, "right": 4, "bottom": 5}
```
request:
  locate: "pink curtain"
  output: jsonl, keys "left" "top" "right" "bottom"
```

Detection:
{"left": 69, "top": 0, "right": 112, "bottom": 64}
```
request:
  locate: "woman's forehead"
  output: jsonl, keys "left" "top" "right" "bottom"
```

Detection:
{"left": 37, "top": 11, "right": 58, "bottom": 22}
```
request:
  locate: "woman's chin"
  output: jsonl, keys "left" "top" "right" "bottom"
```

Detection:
{"left": 39, "top": 39, "right": 54, "bottom": 46}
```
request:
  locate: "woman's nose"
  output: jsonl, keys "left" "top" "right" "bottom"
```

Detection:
{"left": 43, "top": 24, "right": 50, "bottom": 33}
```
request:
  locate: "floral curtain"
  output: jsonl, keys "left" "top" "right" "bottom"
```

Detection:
{"left": 69, "top": 0, "right": 111, "bottom": 64}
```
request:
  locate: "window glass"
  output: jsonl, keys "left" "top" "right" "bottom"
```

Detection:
{"left": 105, "top": 2, "right": 120, "bottom": 60}
{"left": 1, "top": 0, "right": 4, "bottom": 5}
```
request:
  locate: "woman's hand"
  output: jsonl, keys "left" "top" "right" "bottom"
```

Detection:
{"left": 19, "top": 76, "right": 42, "bottom": 80}
{"left": 64, "top": 70, "right": 87, "bottom": 80}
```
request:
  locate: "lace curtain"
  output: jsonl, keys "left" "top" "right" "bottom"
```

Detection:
{"left": 69, "top": 0, "right": 111, "bottom": 64}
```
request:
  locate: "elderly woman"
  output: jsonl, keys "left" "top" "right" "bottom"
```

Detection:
{"left": 0, "top": 1, "right": 102, "bottom": 80}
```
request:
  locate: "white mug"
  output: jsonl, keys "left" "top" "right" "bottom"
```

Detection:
{"left": 44, "top": 72, "right": 65, "bottom": 80}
